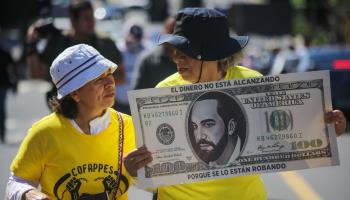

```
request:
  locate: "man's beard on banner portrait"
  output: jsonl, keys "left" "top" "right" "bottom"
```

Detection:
{"left": 195, "top": 134, "right": 228, "bottom": 163}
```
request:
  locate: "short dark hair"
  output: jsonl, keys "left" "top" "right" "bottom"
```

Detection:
{"left": 49, "top": 95, "right": 78, "bottom": 119}
{"left": 129, "top": 25, "right": 143, "bottom": 41}
{"left": 195, "top": 92, "right": 242, "bottom": 127}
{"left": 68, "top": 0, "right": 93, "bottom": 19}
{"left": 188, "top": 91, "right": 247, "bottom": 149}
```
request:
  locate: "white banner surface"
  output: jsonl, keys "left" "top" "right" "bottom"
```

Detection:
{"left": 128, "top": 71, "right": 339, "bottom": 189}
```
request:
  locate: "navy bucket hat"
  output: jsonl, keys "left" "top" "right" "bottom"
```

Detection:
{"left": 158, "top": 7, "right": 249, "bottom": 61}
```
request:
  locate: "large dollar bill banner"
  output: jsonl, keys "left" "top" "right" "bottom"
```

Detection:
{"left": 128, "top": 70, "right": 339, "bottom": 189}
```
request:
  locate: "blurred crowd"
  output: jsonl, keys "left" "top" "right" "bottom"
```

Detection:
{"left": 0, "top": 0, "right": 349, "bottom": 143}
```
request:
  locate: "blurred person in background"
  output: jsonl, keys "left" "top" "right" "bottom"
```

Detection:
{"left": 270, "top": 44, "right": 299, "bottom": 75}
{"left": 296, "top": 35, "right": 313, "bottom": 73}
{"left": 114, "top": 25, "right": 146, "bottom": 114}
{"left": 125, "top": 8, "right": 347, "bottom": 200}
{"left": 147, "top": 0, "right": 169, "bottom": 22}
{"left": 6, "top": 44, "right": 152, "bottom": 200}
{"left": 26, "top": 0, "right": 125, "bottom": 109}
{"left": 131, "top": 16, "right": 177, "bottom": 90}
{"left": 0, "top": 46, "right": 18, "bottom": 143}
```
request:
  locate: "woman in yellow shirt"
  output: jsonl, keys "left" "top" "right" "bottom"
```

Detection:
{"left": 124, "top": 7, "right": 347, "bottom": 200}
{"left": 6, "top": 44, "right": 152, "bottom": 200}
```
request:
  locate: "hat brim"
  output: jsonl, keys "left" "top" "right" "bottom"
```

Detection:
{"left": 57, "top": 58, "right": 117, "bottom": 99}
{"left": 158, "top": 34, "right": 249, "bottom": 61}
{"left": 158, "top": 34, "right": 200, "bottom": 59}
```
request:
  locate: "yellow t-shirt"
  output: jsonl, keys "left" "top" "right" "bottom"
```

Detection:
{"left": 11, "top": 108, "right": 135, "bottom": 200}
{"left": 156, "top": 66, "right": 267, "bottom": 200}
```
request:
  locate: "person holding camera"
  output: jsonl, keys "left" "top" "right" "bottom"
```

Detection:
{"left": 26, "top": 0, "right": 125, "bottom": 108}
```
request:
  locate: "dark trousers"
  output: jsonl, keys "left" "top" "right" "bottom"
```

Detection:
{"left": 152, "top": 193, "right": 157, "bottom": 200}
{"left": 113, "top": 102, "right": 131, "bottom": 115}
{"left": 0, "top": 87, "right": 7, "bottom": 142}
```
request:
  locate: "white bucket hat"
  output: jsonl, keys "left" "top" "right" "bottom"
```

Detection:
{"left": 50, "top": 44, "right": 118, "bottom": 99}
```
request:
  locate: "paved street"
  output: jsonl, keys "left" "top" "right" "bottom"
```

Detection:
{"left": 1, "top": 80, "right": 349, "bottom": 200}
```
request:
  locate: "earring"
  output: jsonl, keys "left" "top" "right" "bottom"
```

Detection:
{"left": 71, "top": 93, "right": 80, "bottom": 103}
{"left": 228, "top": 118, "right": 236, "bottom": 136}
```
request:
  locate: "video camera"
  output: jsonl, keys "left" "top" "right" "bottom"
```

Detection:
{"left": 34, "top": 18, "right": 59, "bottom": 37}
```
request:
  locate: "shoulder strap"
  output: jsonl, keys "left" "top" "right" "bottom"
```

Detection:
{"left": 112, "top": 112, "right": 124, "bottom": 200}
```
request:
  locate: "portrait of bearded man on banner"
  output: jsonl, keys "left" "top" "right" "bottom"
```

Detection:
{"left": 187, "top": 91, "right": 247, "bottom": 168}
